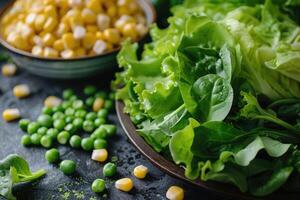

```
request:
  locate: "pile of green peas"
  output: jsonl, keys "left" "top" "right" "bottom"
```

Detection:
{"left": 19, "top": 86, "right": 117, "bottom": 175}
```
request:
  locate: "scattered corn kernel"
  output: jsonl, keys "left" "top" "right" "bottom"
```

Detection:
{"left": 91, "top": 149, "right": 108, "bottom": 162}
{"left": 2, "top": 108, "right": 21, "bottom": 122}
{"left": 133, "top": 165, "right": 148, "bottom": 179}
{"left": 2, "top": 63, "right": 17, "bottom": 77}
{"left": 115, "top": 178, "right": 133, "bottom": 192}
{"left": 44, "top": 96, "right": 62, "bottom": 108}
{"left": 166, "top": 186, "right": 184, "bottom": 200}
{"left": 93, "top": 98, "right": 104, "bottom": 112}
{"left": 13, "top": 84, "right": 31, "bottom": 98}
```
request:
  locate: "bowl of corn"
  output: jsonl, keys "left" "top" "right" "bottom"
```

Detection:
{"left": 0, "top": 0, "right": 155, "bottom": 79}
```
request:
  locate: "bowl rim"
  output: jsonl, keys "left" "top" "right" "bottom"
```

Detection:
{"left": 0, "top": 0, "right": 156, "bottom": 62}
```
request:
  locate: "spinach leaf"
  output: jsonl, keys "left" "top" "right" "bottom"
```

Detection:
{"left": 0, "top": 154, "right": 46, "bottom": 200}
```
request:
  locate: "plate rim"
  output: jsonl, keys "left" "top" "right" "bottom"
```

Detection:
{"left": 116, "top": 100, "right": 300, "bottom": 200}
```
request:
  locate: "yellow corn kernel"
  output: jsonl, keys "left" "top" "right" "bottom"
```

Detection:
{"left": 166, "top": 186, "right": 184, "bottom": 200}
{"left": 86, "top": 25, "right": 98, "bottom": 33}
{"left": 44, "top": 5, "right": 57, "bottom": 18}
{"left": 95, "top": 31, "right": 104, "bottom": 40}
{"left": 83, "top": 32, "right": 96, "bottom": 49}
{"left": 2, "top": 63, "right": 17, "bottom": 77}
{"left": 56, "top": 22, "right": 70, "bottom": 37}
{"left": 43, "top": 33, "right": 55, "bottom": 46}
{"left": 1, "top": 14, "right": 14, "bottom": 25}
{"left": 61, "top": 49, "right": 76, "bottom": 59}
{"left": 103, "top": 28, "right": 120, "bottom": 45}
{"left": 122, "top": 23, "right": 138, "bottom": 40}
{"left": 18, "top": 14, "right": 26, "bottom": 22}
{"left": 2, "top": 108, "right": 21, "bottom": 122}
{"left": 69, "top": 11, "right": 84, "bottom": 28}
{"left": 87, "top": 0, "right": 102, "bottom": 14}
{"left": 97, "top": 14, "right": 110, "bottom": 31}
{"left": 32, "top": 46, "right": 44, "bottom": 56}
{"left": 13, "top": 84, "right": 31, "bottom": 98}
{"left": 44, "top": 47, "right": 59, "bottom": 58}
{"left": 44, "top": 17, "right": 57, "bottom": 32}
{"left": 118, "top": 6, "right": 131, "bottom": 16}
{"left": 93, "top": 98, "right": 104, "bottom": 112}
{"left": 57, "top": 0, "right": 69, "bottom": 8}
{"left": 44, "top": 96, "right": 62, "bottom": 108}
{"left": 128, "top": 1, "right": 139, "bottom": 13}
{"left": 82, "top": 8, "right": 96, "bottom": 24}
{"left": 62, "top": 33, "right": 76, "bottom": 49}
{"left": 107, "top": 6, "right": 117, "bottom": 18}
{"left": 136, "top": 24, "right": 148, "bottom": 37}
{"left": 75, "top": 48, "right": 86, "bottom": 57}
{"left": 35, "top": 14, "right": 47, "bottom": 32}
{"left": 115, "top": 178, "right": 133, "bottom": 192}
{"left": 43, "top": 0, "right": 56, "bottom": 5}
{"left": 53, "top": 39, "right": 64, "bottom": 51}
{"left": 91, "top": 149, "right": 108, "bottom": 162}
{"left": 133, "top": 165, "right": 148, "bottom": 179}
{"left": 106, "top": 42, "right": 113, "bottom": 51}
{"left": 7, "top": 32, "right": 30, "bottom": 51}
{"left": 25, "top": 13, "right": 37, "bottom": 26}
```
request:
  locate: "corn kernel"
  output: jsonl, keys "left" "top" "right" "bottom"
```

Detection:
{"left": 75, "top": 48, "right": 86, "bottom": 57}
{"left": 44, "top": 17, "right": 57, "bottom": 32}
{"left": 82, "top": 32, "right": 96, "bottom": 49}
{"left": 68, "top": 0, "right": 83, "bottom": 7}
{"left": 91, "top": 149, "right": 108, "bottom": 162}
{"left": 33, "top": 36, "right": 43, "bottom": 46}
{"left": 43, "top": 0, "right": 56, "bottom": 5}
{"left": 44, "top": 47, "right": 59, "bottom": 58}
{"left": 44, "top": 5, "right": 57, "bottom": 18}
{"left": 97, "top": 14, "right": 110, "bottom": 31}
{"left": 57, "top": 0, "right": 69, "bottom": 8}
{"left": 2, "top": 108, "right": 21, "bottom": 122}
{"left": 61, "top": 49, "right": 76, "bottom": 58}
{"left": 93, "top": 98, "right": 104, "bottom": 112}
{"left": 35, "top": 14, "right": 47, "bottom": 32}
{"left": 136, "top": 24, "right": 148, "bottom": 36}
{"left": 43, "top": 33, "right": 56, "bottom": 46}
{"left": 93, "top": 40, "right": 107, "bottom": 55}
{"left": 86, "top": 25, "right": 98, "bottom": 33}
{"left": 95, "top": 31, "right": 104, "bottom": 40}
{"left": 73, "top": 25, "right": 86, "bottom": 39}
{"left": 82, "top": 8, "right": 96, "bottom": 24}
{"left": 87, "top": 0, "right": 102, "bottom": 14}
{"left": 115, "top": 178, "right": 133, "bottom": 192}
{"left": 118, "top": 6, "right": 131, "bottom": 16}
{"left": 53, "top": 39, "right": 64, "bottom": 51}
{"left": 7, "top": 32, "right": 30, "bottom": 51}
{"left": 133, "top": 165, "right": 148, "bottom": 179}
{"left": 13, "top": 84, "right": 31, "bottom": 98}
{"left": 122, "top": 23, "right": 138, "bottom": 40}
{"left": 25, "top": 13, "right": 37, "bottom": 26}
{"left": 62, "top": 33, "right": 76, "bottom": 49}
{"left": 103, "top": 28, "right": 120, "bottom": 45}
{"left": 2, "top": 63, "right": 17, "bottom": 77}
{"left": 44, "top": 96, "right": 62, "bottom": 108}
{"left": 32, "top": 46, "right": 44, "bottom": 56}
{"left": 107, "top": 6, "right": 117, "bottom": 18}
{"left": 56, "top": 22, "right": 70, "bottom": 37}
{"left": 166, "top": 186, "right": 184, "bottom": 200}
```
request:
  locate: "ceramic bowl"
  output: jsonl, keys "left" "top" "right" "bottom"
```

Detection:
{"left": 0, "top": 0, "right": 156, "bottom": 79}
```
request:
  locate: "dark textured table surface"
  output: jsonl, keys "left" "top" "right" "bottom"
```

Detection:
{"left": 0, "top": 66, "right": 227, "bottom": 200}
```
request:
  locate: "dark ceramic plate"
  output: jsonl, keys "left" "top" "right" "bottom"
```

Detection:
{"left": 116, "top": 100, "right": 299, "bottom": 200}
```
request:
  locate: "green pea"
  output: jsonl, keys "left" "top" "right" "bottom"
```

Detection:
{"left": 94, "top": 139, "right": 107, "bottom": 149}
{"left": 45, "top": 148, "right": 60, "bottom": 163}
{"left": 102, "top": 125, "right": 117, "bottom": 138}
{"left": 94, "top": 118, "right": 106, "bottom": 127}
{"left": 84, "top": 85, "right": 97, "bottom": 96}
{"left": 61, "top": 101, "right": 72, "bottom": 110}
{"left": 81, "top": 137, "right": 94, "bottom": 151}
{"left": 103, "top": 162, "right": 117, "bottom": 177}
{"left": 37, "top": 127, "right": 48, "bottom": 135}
{"left": 57, "top": 131, "right": 71, "bottom": 144}
{"left": 97, "top": 109, "right": 108, "bottom": 118}
{"left": 37, "top": 114, "right": 53, "bottom": 128}
{"left": 92, "top": 179, "right": 106, "bottom": 193}
{"left": 19, "top": 119, "right": 30, "bottom": 132}
{"left": 21, "top": 135, "right": 31, "bottom": 146}
{"left": 64, "top": 124, "right": 77, "bottom": 134}
{"left": 65, "top": 108, "right": 75, "bottom": 116}
{"left": 73, "top": 118, "right": 84, "bottom": 129}
{"left": 109, "top": 92, "right": 115, "bottom": 100}
{"left": 72, "top": 100, "right": 84, "bottom": 110}
{"left": 40, "top": 135, "right": 53, "bottom": 148}
{"left": 52, "top": 111, "right": 65, "bottom": 120}
{"left": 63, "top": 89, "right": 74, "bottom": 100}
{"left": 47, "top": 128, "right": 59, "bottom": 140}
{"left": 85, "top": 97, "right": 95, "bottom": 107}
{"left": 83, "top": 120, "right": 95, "bottom": 132}
{"left": 59, "top": 160, "right": 76, "bottom": 175}
{"left": 27, "top": 122, "right": 40, "bottom": 134}
{"left": 52, "top": 105, "right": 64, "bottom": 113}
{"left": 95, "top": 91, "right": 107, "bottom": 99}
{"left": 69, "top": 95, "right": 78, "bottom": 102}
{"left": 93, "top": 127, "right": 107, "bottom": 139}
{"left": 69, "top": 135, "right": 82, "bottom": 148}
{"left": 74, "top": 109, "right": 87, "bottom": 118}
{"left": 53, "top": 119, "right": 65, "bottom": 131}
{"left": 86, "top": 112, "right": 97, "bottom": 120}
{"left": 42, "top": 107, "right": 53, "bottom": 115}
{"left": 30, "top": 133, "right": 42, "bottom": 145}
{"left": 104, "top": 100, "right": 113, "bottom": 110}
{"left": 65, "top": 116, "right": 74, "bottom": 124}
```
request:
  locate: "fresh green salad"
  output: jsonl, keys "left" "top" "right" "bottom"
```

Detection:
{"left": 114, "top": 0, "right": 300, "bottom": 196}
